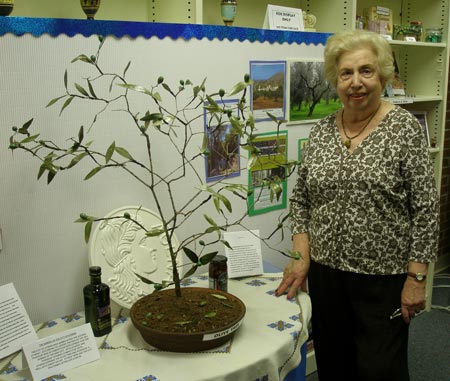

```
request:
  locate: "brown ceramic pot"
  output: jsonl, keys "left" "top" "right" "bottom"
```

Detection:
{"left": 130, "top": 287, "right": 246, "bottom": 352}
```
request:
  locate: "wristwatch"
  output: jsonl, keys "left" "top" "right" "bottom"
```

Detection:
{"left": 407, "top": 272, "right": 427, "bottom": 282}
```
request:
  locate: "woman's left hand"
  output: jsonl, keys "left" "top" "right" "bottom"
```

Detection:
{"left": 400, "top": 277, "right": 426, "bottom": 324}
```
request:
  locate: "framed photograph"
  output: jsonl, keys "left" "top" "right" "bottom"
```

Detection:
{"left": 287, "top": 59, "right": 340, "bottom": 124}
{"left": 247, "top": 130, "right": 288, "bottom": 216}
{"left": 411, "top": 110, "right": 430, "bottom": 146}
{"left": 204, "top": 99, "right": 241, "bottom": 182}
{"left": 250, "top": 60, "right": 286, "bottom": 122}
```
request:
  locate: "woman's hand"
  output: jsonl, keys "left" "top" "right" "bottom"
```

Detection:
{"left": 275, "top": 256, "right": 310, "bottom": 299}
{"left": 400, "top": 277, "right": 426, "bottom": 324}
{"left": 276, "top": 232, "right": 310, "bottom": 299}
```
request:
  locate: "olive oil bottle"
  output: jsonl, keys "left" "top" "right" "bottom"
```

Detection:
{"left": 83, "top": 266, "right": 112, "bottom": 337}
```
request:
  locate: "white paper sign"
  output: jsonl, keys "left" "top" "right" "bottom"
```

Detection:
{"left": 224, "top": 230, "right": 263, "bottom": 278}
{"left": 263, "top": 5, "right": 304, "bottom": 31}
{"left": 0, "top": 283, "right": 38, "bottom": 359}
{"left": 22, "top": 323, "right": 100, "bottom": 381}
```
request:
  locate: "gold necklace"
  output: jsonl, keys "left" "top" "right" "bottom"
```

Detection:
{"left": 341, "top": 103, "right": 381, "bottom": 148}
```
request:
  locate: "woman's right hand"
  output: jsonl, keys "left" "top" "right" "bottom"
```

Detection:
{"left": 275, "top": 256, "right": 310, "bottom": 299}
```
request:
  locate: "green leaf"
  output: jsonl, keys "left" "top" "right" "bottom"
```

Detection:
{"left": 18, "top": 119, "right": 34, "bottom": 135}
{"left": 78, "top": 125, "right": 84, "bottom": 143}
{"left": 71, "top": 54, "right": 93, "bottom": 64}
{"left": 205, "top": 95, "right": 219, "bottom": 108}
{"left": 221, "top": 240, "right": 233, "bottom": 250}
{"left": 175, "top": 320, "right": 193, "bottom": 325}
{"left": 266, "top": 112, "right": 279, "bottom": 123}
{"left": 183, "top": 264, "right": 199, "bottom": 279}
{"left": 84, "top": 166, "right": 103, "bottom": 180}
{"left": 75, "top": 83, "right": 89, "bottom": 97}
{"left": 217, "top": 193, "right": 232, "bottom": 213}
{"left": 205, "top": 226, "right": 220, "bottom": 234}
{"left": 67, "top": 153, "right": 88, "bottom": 169}
{"left": 135, "top": 273, "right": 157, "bottom": 285}
{"left": 228, "top": 81, "right": 247, "bottom": 96}
{"left": 87, "top": 79, "right": 97, "bottom": 98}
{"left": 20, "top": 134, "right": 40, "bottom": 144}
{"left": 64, "top": 70, "right": 68, "bottom": 90}
{"left": 270, "top": 182, "right": 282, "bottom": 201}
{"left": 145, "top": 227, "right": 165, "bottom": 237}
{"left": 105, "top": 141, "right": 115, "bottom": 164}
{"left": 203, "top": 214, "right": 217, "bottom": 227}
{"left": 162, "top": 82, "right": 175, "bottom": 96}
{"left": 211, "top": 294, "right": 228, "bottom": 300}
{"left": 229, "top": 117, "right": 243, "bottom": 135}
{"left": 152, "top": 92, "right": 162, "bottom": 102}
{"left": 115, "top": 146, "right": 133, "bottom": 160}
{"left": 118, "top": 83, "right": 151, "bottom": 95}
{"left": 182, "top": 247, "right": 199, "bottom": 263}
{"left": 200, "top": 133, "right": 208, "bottom": 155}
{"left": 84, "top": 221, "right": 93, "bottom": 243}
{"left": 199, "top": 251, "right": 218, "bottom": 265}
{"left": 37, "top": 164, "right": 46, "bottom": 180}
{"left": 47, "top": 169, "right": 57, "bottom": 184}
{"left": 60, "top": 96, "right": 75, "bottom": 115}
{"left": 46, "top": 95, "right": 66, "bottom": 108}
{"left": 140, "top": 113, "right": 164, "bottom": 122}
{"left": 213, "top": 197, "right": 220, "bottom": 213}
{"left": 204, "top": 312, "right": 216, "bottom": 318}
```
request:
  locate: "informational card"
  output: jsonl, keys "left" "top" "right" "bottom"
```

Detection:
{"left": 0, "top": 283, "right": 38, "bottom": 360}
{"left": 224, "top": 230, "right": 263, "bottom": 278}
{"left": 22, "top": 323, "right": 100, "bottom": 381}
{"left": 263, "top": 5, "right": 304, "bottom": 31}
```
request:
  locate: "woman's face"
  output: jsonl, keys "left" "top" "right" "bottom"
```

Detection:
{"left": 336, "top": 47, "right": 383, "bottom": 113}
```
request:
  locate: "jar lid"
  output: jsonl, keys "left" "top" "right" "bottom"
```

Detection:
{"left": 211, "top": 255, "right": 228, "bottom": 263}
{"left": 89, "top": 266, "right": 102, "bottom": 275}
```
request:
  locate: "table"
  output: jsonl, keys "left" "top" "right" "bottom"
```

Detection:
{"left": 0, "top": 273, "right": 311, "bottom": 381}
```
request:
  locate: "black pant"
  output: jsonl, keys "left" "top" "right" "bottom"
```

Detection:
{"left": 308, "top": 261, "right": 410, "bottom": 381}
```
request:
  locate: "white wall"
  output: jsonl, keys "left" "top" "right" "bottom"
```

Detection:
{"left": 0, "top": 29, "right": 322, "bottom": 324}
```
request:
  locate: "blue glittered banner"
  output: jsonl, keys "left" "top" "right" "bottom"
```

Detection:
{"left": 0, "top": 17, "right": 330, "bottom": 45}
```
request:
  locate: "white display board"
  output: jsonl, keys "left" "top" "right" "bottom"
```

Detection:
{"left": 0, "top": 23, "right": 324, "bottom": 323}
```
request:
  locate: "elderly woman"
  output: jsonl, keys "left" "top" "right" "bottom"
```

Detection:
{"left": 276, "top": 30, "right": 439, "bottom": 380}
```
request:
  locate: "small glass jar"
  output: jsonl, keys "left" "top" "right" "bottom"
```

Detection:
{"left": 209, "top": 255, "right": 228, "bottom": 292}
{"left": 425, "top": 27, "right": 443, "bottom": 43}
{"left": 409, "top": 21, "right": 423, "bottom": 41}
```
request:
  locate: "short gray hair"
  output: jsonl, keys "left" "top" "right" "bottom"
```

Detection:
{"left": 324, "top": 30, "right": 395, "bottom": 88}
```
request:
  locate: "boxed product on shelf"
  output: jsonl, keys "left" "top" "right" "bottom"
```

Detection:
{"left": 363, "top": 6, "right": 393, "bottom": 37}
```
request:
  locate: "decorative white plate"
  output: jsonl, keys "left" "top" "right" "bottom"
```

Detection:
{"left": 89, "top": 206, "right": 181, "bottom": 310}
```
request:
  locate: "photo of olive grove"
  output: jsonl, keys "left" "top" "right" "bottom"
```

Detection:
{"left": 288, "top": 60, "right": 340, "bottom": 123}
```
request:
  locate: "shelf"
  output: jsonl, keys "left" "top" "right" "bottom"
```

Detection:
{"left": 389, "top": 40, "right": 446, "bottom": 48}
{"left": 385, "top": 96, "right": 443, "bottom": 104}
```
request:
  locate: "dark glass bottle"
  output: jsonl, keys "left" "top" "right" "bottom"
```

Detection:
{"left": 83, "top": 266, "right": 112, "bottom": 337}
{"left": 209, "top": 255, "right": 228, "bottom": 292}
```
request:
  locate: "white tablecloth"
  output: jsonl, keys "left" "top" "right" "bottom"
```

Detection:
{"left": 0, "top": 273, "right": 311, "bottom": 381}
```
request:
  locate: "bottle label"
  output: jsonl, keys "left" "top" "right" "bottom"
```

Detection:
{"left": 95, "top": 303, "right": 111, "bottom": 332}
{"left": 209, "top": 272, "right": 228, "bottom": 292}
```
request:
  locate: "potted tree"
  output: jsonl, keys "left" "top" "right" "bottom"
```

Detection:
{"left": 8, "top": 36, "right": 297, "bottom": 352}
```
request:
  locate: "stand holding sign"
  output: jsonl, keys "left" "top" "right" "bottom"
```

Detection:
{"left": 263, "top": 4, "right": 304, "bottom": 31}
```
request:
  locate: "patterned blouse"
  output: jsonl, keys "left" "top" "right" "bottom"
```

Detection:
{"left": 290, "top": 106, "right": 439, "bottom": 275}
